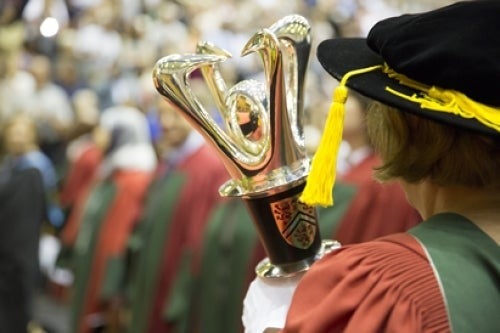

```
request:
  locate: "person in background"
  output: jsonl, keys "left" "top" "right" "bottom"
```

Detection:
{"left": 60, "top": 104, "right": 156, "bottom": 333}
{"left": 0, "top": 167, "right": 46, "bottom": 333}
{"left": 0, "top": 53, "right": 36, "bottom": 124}
{"left": 244, "top": 1, "right": 500, "bottom": 332}
{"left": 59, "top": 88, "right": 102, "bottom": 216}
{"left": 25, "top": 54, "right": 74, "bottom": 176}
{"left": 125, "top": 96, "right": 229, "bottom": 333}
{"left": 46, "top": 89, "right": 103, "bottom": 301}
{"left": 0, "top": 84, "right": 48, "bottom": 331}
{"left": 0, "top": 113, "right": 64, "bottom": 229}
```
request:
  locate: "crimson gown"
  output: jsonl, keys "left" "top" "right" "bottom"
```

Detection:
{"left": 69, "top": 170, "right": 153, "bottom": 333}
{"left": 282, "top": 212, "right": 500, "bottom": 332}
{"left": 59, "top": 142, "right": 102, "bottom": 212}
{"left": 282, "top": 233, "right": 449, "bottom": 332}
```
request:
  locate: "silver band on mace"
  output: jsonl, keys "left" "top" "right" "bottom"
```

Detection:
{"left": 152, "top": 15, "right": 339, "bottom": 278}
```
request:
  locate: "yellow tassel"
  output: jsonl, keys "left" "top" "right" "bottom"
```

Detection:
{"left": 299, "top": 85, "right": 347, "bottom": 207}
{"left": 300, "top": 65, "right": 382, "bottom": 207}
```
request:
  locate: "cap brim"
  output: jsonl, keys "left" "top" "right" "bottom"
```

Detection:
{"left": 317, "top": 38, "right": 500, "bottom": 137}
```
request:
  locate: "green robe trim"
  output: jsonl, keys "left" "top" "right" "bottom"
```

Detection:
{"left": 70, "top": 181, "right": 117, "bottom": 332}
{"left": 196, "top": 199, "right": 257, "bottom": 333}
{"left": 162, "top": 249, "right": 194, "bottom": 333}
{"left": 318, "top": 183, "right": 357, "bottom": 238}
{"left": 409, "top": 213, "right": 500, "bottom": 333}
{"left": 100, "top": 255, "right": 126, "bottom": 299}
{"left": 127, "top": 172, "right": 186, "bottom": 333}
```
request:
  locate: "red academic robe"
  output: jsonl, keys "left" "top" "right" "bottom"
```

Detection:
{"left": 59, "top": 144, "right": 102, "bottom": 247}
{"left": 282, "top": 233, "right": 449, "bottom": 332}
{"left": 333, "top": 153, "right": 421, "bottom": 244}
{"left": 144, "top": 145, "right": 229, "bottom": 333}
{"left": 47, "top": 144, "right": 101, "bottom": 302}
{"left": 73, "top": 170, "right": 153, "bottom": 333}
{"left": 59, "top": 143, "right": 102, "bottom": 210}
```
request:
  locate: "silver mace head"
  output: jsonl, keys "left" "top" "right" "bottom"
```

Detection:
{"left": 153, "top": 15, "right": 339, "bottom": 278}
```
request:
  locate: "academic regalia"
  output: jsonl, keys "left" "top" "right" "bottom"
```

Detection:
{"left": 127, "top": 138, "right": 229, "bottom": 333}
{"left": 189, "top": 161, "right": 409, "bottom": 333}
{"left": 283, "top": 212, "right": 500, "bottom": 332}
{"left": 283, "top": 233, "right": 448, "bottom": 332}
{"left": 64, "top": 105, "right": 157, "bottom": 333}
{"left": 328, "top": 152, "right": 421, "bottom": 244}
{"left": 223, "top": 153, "right": 418, "bottom": 333}
{"left": 57, "top": 141, "right": 102, "bottom": 275}
{"left": 192, "top": 198, "right": 265, "bottom": 333}
{"left": 194, "top": 183, "right": 364, "bottom": 333}
{"left": 70, "top": 170, "right": 152, "bottom": 333}
{"left": 241, "top": 181, "right": 386, "bottom": 333}
{"left": 408, "top": 213, "right": 500, "bottom": 333}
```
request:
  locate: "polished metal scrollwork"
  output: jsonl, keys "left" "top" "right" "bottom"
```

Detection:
{"left": 153, "top": 14, "right": 311, "bottom": 198}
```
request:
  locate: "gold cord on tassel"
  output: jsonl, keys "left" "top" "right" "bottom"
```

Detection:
{"left": 383, "top": 65, "right": 500, "bottom": 131}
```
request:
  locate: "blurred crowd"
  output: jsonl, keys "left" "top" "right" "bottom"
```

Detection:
{"left": 0, "top": 0, "right": 459, "bottom": 332}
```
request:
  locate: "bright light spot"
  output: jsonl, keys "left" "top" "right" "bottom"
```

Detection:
{"left": 40, "top": 17, "right": 60, "bottom": 38}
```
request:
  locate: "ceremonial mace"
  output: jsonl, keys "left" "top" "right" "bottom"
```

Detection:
{"left": 152, "top": 15, "right": 339, "bottom": 278}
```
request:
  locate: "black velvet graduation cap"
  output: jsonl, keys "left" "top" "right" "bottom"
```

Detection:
{"left": 300, "top": 0, "right": 500, "bottom": 207}
{"left": 316, "top": 0, "right": 500, "bottom": 137}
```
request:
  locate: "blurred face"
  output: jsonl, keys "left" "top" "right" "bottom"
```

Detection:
{"left": 92, "top": 126, "right": 111, "bottom": 151}
{"left": 29, "top": 56, "right": 51, "bottom": 87}
{"left": 3, "top": 117, "right": 37, "bottom": 155}
{"left": 157, "top": 100, "right": 192, "bottom": 151}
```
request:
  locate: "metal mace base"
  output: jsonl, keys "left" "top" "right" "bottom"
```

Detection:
{"left": 255, "top": 239, "right": 341, "bottom": 279}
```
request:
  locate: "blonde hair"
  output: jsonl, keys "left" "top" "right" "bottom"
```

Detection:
{"left": 366, "top": 102, "right": 500, "bottom": 188}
